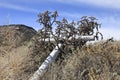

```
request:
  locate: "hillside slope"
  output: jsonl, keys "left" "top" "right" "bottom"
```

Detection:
{"left": 0, "top": 24, "right": 37, "bottom": 47}
{"left": 0, "top": 24, "right": 37, "bottom": 80}
{"left": 30, "top": 40, "right": 120, "bottom": 80}
{"left": 0, "top": 24, "right": 120, "bottom": 80}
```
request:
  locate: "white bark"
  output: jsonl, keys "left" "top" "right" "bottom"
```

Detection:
{"left": 30, "top": 36, "right": 95, "bottom": 80}
{"left": 39, "top": 35, "right": 95, "bottom": 42}
{"left": 29, "top": 43, "right": 63, "bottom": 80}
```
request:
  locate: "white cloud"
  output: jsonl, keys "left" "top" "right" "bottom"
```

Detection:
{"left": 57, "top": 0, "right": 120, "bottom": 9}
{"left": 95, "top": 16, "right": 120, "bottom": 40}
{"left": 0, "top": 2, "right": 39, "bottom": 13}
{"left": 100, "top": 28, "right": 120, "bottom": 40}
{"left": 98, "top": 15, "right": 120, "bottom": 29}
{"left": 59, "top": 12, "right": 83, "bottom": 19}
{"left": 59, "top": 11, "right": 97, "bottom": 20}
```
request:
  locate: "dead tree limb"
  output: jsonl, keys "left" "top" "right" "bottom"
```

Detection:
{"left": 29, "top": 36, "right": 95, "bottom": 80}
{"left": 29, "top": 43, "right": 63, "bottom": 80}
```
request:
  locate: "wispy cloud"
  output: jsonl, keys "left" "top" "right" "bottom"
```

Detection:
{"left": 100, "top": 16, "right": 120, "bottom": 27}
{"left": 59, "top": 11, "right": 99, "bottom": 21}
{"left": 0, "top": 2, "right": 39, "bottom": 13}
{"left": 99, "top": 16, "right": 120, "bottom": 40}
{"left": 59, "top": 11, "right": 120, "bottom": 27}
{"left": 59, "top": 12, "right": 83, "bottom": 19}
{"left": 100, "top": 28, "right": 120, "bottom": 40}
{"left": 57, "top": 0, "right": 120, "bottom": 9}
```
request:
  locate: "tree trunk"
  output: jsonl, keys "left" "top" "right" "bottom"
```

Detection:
{"left": 30, "top": 36, "right": 95, "bottom": 80}
{"left": 39, "top": 35, "right": 95, "bottom": 42}
{"left": 29, "top": 43, "right": 63, "bottom": 80}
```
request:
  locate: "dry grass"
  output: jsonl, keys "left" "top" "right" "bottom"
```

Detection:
{"left": 0, "top": 45, "right": 30, "bottom": 80}
{"left": 0, "top": 40, "right": 120, "bottom": 80}
{"left": 38, "top": 41, "right": 120, "bottom": 80}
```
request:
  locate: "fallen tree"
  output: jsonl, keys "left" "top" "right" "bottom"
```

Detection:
{"left": 29, "top": 11, "right": 103, "bottom": 80}
{"left": 29, "top": 35, "right": 96, "bottom": 80}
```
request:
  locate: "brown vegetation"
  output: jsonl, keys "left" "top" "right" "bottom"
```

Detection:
{"left": 0, "top": 24, "right": 36, "bottom": 47}
{"left": 0, "top": 12, "right": 120, "bottom": 80}
{"left": 30, "top": 40, "right": 120, "bottom": 80}
{"left": 0, "top": 29, "right": 120, "bottom": 80}
{"left": 0, "top": 24, "right": 37, "bottom": 80}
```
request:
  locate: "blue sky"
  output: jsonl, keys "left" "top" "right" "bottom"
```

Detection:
{"left": 0, "top": 0, "right": 120, "bottom": 40}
